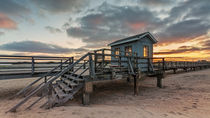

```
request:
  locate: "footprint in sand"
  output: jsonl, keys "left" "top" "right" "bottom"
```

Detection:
{"left": 183, "top": 107, "right": 191, "bottom": 111}
{"left": 169, "top": 111, "right": 176, "bottom": 115}
{"left": 162, "top": 114, "right": 168, "bottom": 117}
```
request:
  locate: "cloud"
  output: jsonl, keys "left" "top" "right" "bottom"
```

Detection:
{"left": 66, "top": 2, "right": 162, "bottom": 48}
{"left": 45, "top": 26, "right": 62, "bottom": 33}
{"left": 0, "top": 13, "right": 17, "bottom": 29}
{"left": 65, "top": 1, "right": 210, "bottom": 48}
{"left": 200, "top": 40, "right": 210, "bottom": 48}
{"left": 0, "top": 31, "right": 4, "bottom": 36}
{"left": 154, "top": 43, "right": 210, "bottom": 55}
{"left": 154, "top": 46, "right": 201, "bottom": 55}
{"left": 139, "top": 0, "right": 174, "bottom": 6}
{"left": 0, "top": 0, "right": 30, "bottom": 17}
{"left": 0, "top": 41, "right": 88, "bottom": 54}
{"left": 157, "top": 19, "right": 210, "bottom": 43}
{"left": 155, "top": 0, "right": 210, "bottom": 43}
{"left": 32, "top": 0, "right": 89, "bottom": 13}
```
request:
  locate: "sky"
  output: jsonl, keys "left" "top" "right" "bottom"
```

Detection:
{"left": 0, "top": 0, "right": 209, "bottom": 60}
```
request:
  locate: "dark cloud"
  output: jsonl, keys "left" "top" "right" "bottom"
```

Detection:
{"left": 65, "top": 0, "right": 210, "bottom": 48}
{"left": 0, "top": 13, "right": 17, "bottom": 29}
{"left": 66, "top": 2, "right": 162, "bottom": 48}
{"left": 45, "top": 26, "right": 62, "bottom": 33}
{"left": 200, "top": 40, "right": 210, "bottom": 48}
{"left": 0, "top": 41, "right": 88, "bottom": 54}
{"left": 157, "top": 19, "right": 210, "bottom": 43}
{"left": 0, "top": 31, "right": 4, "bottom": 36}
{"left": 139, "top": 0, "right": 174, "bottom": 6}
{"left": 155, "top": 0, "right": 210, "bottom": 43}
{"left": 154, "top": 42, "right": 210, "bottom": 55}
{"left": 32, "top": 0, "right": 88, "bottom": 13}
{"left": 167, "top": 0, "right": 210, "bottom": 22}
{"left": 0, "top": 0, "right": 30, "bottom": 17}
{"left": 154, "top": 46, "right": 201, "bottom": 55}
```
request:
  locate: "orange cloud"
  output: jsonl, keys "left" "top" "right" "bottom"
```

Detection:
{"left": 0, "top": 13, "right": 17, "bottom": 29}
{"left": 128, "top": 22, "right": 146, "bottom": 30}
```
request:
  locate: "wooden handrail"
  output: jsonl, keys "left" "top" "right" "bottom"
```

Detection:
{"left": 7, "top": 53, "right": 89, "bottom": 112}
{"left": 10, "top": 59, "right": 72, "bottom": 99}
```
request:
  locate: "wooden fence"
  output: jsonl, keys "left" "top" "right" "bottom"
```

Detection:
{"left": 0, "top": 55, "right": 73, "bottom": 79}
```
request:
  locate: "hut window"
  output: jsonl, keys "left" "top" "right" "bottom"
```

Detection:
{"left": 125, "top": 46, "right": 132, "bottom": 56}
{"left": 144, "top": 45, "right": 149, "bottom": 57}
{"left": 115, "top": 48, "right": 120, "bottom": 58}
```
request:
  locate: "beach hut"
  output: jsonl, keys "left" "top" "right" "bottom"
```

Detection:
{"left": 108, "top": 32, "right": 158, "bottom": 72}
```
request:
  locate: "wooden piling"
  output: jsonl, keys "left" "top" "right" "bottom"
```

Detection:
{"left": 82, "top": 81, "right": 93, "bottom": 105}
{"left": 133, "top": 75, "right": 139, "bottom": 96}
{"left": 47, "top": 83, "right": 53, "bottom": 108}
{"left": 157, "top": 71, "right": 164, "bottom": 88}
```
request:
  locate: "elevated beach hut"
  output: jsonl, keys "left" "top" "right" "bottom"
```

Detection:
{"left": 108, "top": 32, "right": 158, "bottom": 72}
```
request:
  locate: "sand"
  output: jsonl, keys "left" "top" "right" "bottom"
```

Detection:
{"left": 0, "top": 69, "right": 210, "bottom": 118}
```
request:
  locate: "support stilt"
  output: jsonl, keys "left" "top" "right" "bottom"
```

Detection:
{"left": 173, "top": 69, "right": 176, "bottom": 74}
{"left": 82, "top": 81, "right": 93, "bottom": 105}
{"left": 47, "top": 83, "right": 53, "bottom": 109}
{"left": 134, "top": 75, "right": 139, "bottom": 96}
{"left": 157, "top": 72, "right": 164, "bottom": 88}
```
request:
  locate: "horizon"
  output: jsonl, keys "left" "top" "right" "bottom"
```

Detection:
{"left": 0, "top": 0, "right": 209, "bottom": 60}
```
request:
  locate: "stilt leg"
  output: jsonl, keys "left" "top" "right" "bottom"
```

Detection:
{"left": 127, "top": 77, "right": 130, "bottom": 82}
{"left": 134, "top": 75, "right": 139, "bottom": 96}
{"left": 47, "top": 83, "right": 53, "bottom": 108}
{"left": 173, "top": 69, "right": 176, "bottom": 74}
{"left": 82, "top": 81, "right": 93, "bottom": 105}
{"left": 157, "top": 72, "right": 163, "bottom": 88}
{"left": 82, "top": 93, "right": 90, "bottom": 105}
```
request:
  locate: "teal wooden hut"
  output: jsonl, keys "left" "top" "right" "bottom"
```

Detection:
{"left": 108, "top": 32, "right": 158, "bottom": 72}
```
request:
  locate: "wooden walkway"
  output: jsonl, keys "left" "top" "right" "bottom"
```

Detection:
{"left": 5, "top": 49, "right": 210, "bottom": 112}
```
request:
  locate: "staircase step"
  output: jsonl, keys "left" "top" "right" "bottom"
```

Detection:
{"left": 57, "top": 80, "right": 73, "bottom": 92}
{"left": 63, "top": 74, "right": 84, "bottom": 82}
{"left": 61, "top": 77, "right": 79, "bottom": 87}
{"left": 53, "top": 84, "right": 68, "bottom": 98}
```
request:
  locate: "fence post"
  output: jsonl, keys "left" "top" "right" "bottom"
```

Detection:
{"left": 47, "top": 82, "right": 53, "bottom": 108}
{"left": 60, "top": 59, "right": 63, "bottom": 71}
{"left": 135, "top": 53, "right": 138, "bottom": 70}
{"left": 102, "top": 49, "right": 105, "bottom": 70}
{"left": 31, "top": 57, "right": 35, "bottom": 75}
{"left": 94, "top": 51, "right": 97, "bottom": 72}
{"left": 89, "top": 54, "right": 95, "bottom": 80}
{"left": 162, "top": 58, "right": 165, "bottom": 71}
{"left": 83, "top": 60, "right": 86, "bottom": 69}
{"left": 119, "top": 51, "right": 121, "bottom": 71}
{"left": 147, "top": 58, "right": 150, "bottom": 72}
{"left": 71, "top": 57, "right": 74, "bottom": 71}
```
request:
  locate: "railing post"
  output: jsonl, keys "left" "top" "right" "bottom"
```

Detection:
{"left": 135, "top": 53, "right": 138, "bottom": 70}
{"left": 162, "top": 58, "right": 165, "bottom": 71}
{"left": 47, "top": 82, "right": 53, "bottom": 108}
{"left": 60, "top": 59, "right": 63, "bottom": 71}
{"left": 147, "top": 58, "right": 150, "bottom": 72}
{"left": 102, "top": 49, "right": 105, "bottom": 70}
{"left": 83, "top": 60, "right": 86, "bottom": 69}
{"left": 31, "top": 57, "right": 35, "bottom": 75}
{"left": 89, "top": 54, "right": 95, "bottom": 80}
{"left": 94, "top": 51, "right": 97, "bottom": 72}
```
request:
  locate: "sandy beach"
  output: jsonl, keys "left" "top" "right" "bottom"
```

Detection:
{"left": 0, "top": 69, "right": 210, "bottom": 118}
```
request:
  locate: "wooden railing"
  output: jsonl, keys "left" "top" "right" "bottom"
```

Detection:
{"left": 0, "top": 55, "right": 73, "bottom": 78}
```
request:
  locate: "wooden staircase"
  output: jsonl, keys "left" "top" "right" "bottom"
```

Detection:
{"left": 51, "top": 73, "right": 85, "bottom": 107}
{"left": 7, "top": 53, "right": 91, "bottom": 112}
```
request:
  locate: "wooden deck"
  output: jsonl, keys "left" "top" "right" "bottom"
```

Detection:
{"left": 5, "top": 49, "right": 210, "bottom": 112}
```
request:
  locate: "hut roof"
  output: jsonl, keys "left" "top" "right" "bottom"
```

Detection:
{"left": 108, "top": 32, "right": 158, "bottom": 46}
